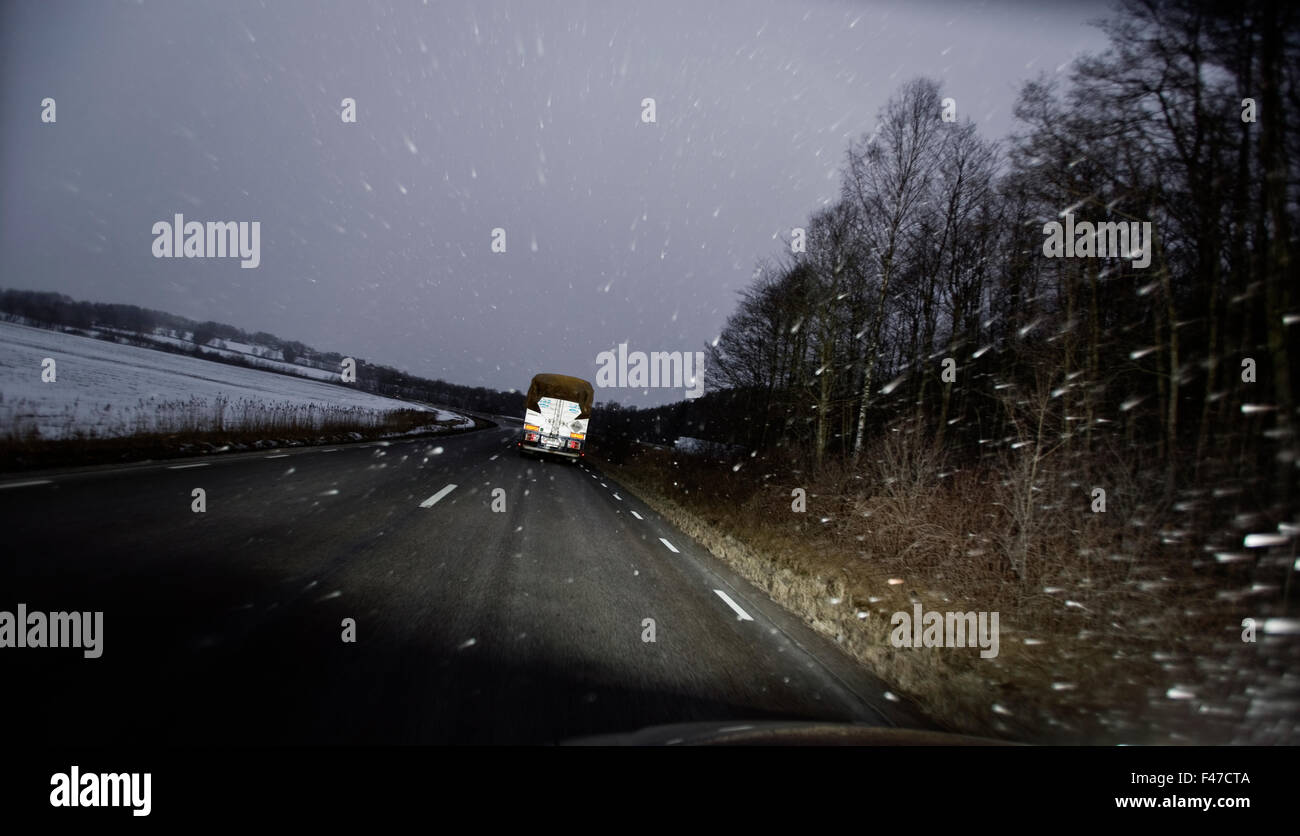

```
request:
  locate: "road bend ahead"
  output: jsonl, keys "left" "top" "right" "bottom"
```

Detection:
{"left": 1, "top": 424, "right": 931, "bottom": 744}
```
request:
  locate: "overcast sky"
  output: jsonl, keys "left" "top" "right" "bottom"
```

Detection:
{"left": 1, "top": 0, "right": 1111, "bottom": 406}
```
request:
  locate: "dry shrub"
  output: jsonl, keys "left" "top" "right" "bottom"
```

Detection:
{"left": 596, "top": 417, "right": 1292, "bottom": 744}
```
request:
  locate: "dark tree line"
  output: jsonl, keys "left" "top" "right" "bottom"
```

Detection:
{"left": 608, "top": 0, "right": 1298, "bottom": 516}
{"left": 0, "top": 289, "right": 319, "bottom": 362}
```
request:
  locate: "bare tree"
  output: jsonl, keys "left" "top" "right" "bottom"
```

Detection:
{"left": 843, "top": 78, "right": 948, "bottom": 458}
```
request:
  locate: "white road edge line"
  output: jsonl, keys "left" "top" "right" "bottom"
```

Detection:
{"left": 489, "top": 454, "right": 499, "bottom": 461}
{"left": 419, "top": 484, "right": 458, "bottom": 508}
{"left": 714, "top": 589, "right": 754, "bottom": 622}
{"left": 168, "top": 463, "right": 209, "bottom": 470}
{"left": 612, "top": 493, "right": 622, "bottom": 500}
{"left": 659, "top": 538, "right": 679, "bottom": 553}
{"left": 0, "top": 479, "right": 53, "bottom": 490}
{"left": 631, "top": 511, "right": 643, "bottom": 520}
{"left": 265, "top": 454, "right": 290, "bottom": 459}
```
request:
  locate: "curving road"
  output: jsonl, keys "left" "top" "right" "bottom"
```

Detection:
{"left": 0, "top": 421, "right": 931, "bottom": 744}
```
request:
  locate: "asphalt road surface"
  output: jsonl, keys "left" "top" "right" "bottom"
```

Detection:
{"left": 1, "top": 421, "right": 931, "bottom": 744}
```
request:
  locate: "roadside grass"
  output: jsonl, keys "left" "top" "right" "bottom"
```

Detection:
{"left": 592, "top": 435, "right": 1294, "bottom": 744}
{"left": 0, "top": 396, "right": 473, "bottom": 471}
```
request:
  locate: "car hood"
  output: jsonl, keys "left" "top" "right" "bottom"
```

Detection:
{"left": 563, "top": 721, "right": 1017, "bottom": 746}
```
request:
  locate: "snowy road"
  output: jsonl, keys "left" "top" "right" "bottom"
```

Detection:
{"left": 0, "top": 424, "right": 928, "bottom": 744}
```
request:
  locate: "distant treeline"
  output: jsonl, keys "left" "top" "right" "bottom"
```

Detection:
{"left": 0, "top": 289, "right": 523, "bottom": 416}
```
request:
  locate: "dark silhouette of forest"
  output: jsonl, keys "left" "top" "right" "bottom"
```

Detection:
{"left": 599, "top": 0, "right": 1297, "bottom": 515}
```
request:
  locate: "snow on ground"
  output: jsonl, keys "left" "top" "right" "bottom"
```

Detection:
{"left": 124, "top": 330, "right": 340, "bottom": 381}
{"left": 673, "top": 436, "right": 745, "bottom": 457}
{"left": 0, "top": 321, "right": 470, "bottom": 439}
{"left": 430, "top": 409, "right": 466, "bottom": 423}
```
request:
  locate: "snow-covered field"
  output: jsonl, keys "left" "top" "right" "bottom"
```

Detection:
{"left": 0, "top": 321, "right": 469, "bottom": 440}
{"left": 133, "top": 331, "right": 340, "bottom": 381}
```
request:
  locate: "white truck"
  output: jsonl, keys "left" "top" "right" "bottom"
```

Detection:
{"left": 517, "top": 373, "right": 593, "bottom": 461}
